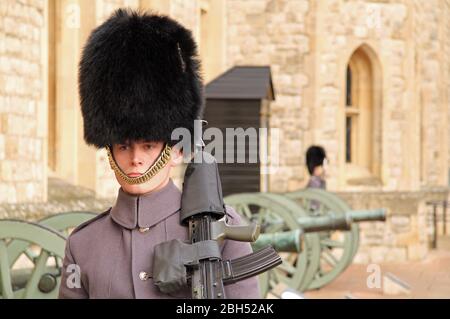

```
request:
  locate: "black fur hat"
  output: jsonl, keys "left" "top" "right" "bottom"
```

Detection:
{"left": 306, "top": 145, "right": 326, "bottom": 175}
{"left": 79, "top": 8, "right": 204, "bottom": 148}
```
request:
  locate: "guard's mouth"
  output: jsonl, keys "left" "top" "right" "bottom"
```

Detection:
{"left": 127, "top": 173, "right": 143, "bottom": 177}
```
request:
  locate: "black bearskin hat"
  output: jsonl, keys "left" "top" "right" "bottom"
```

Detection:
{"left": 306, "top": 145, "right": 326, "bottom": 175}
{"left": 79, "top": 9, "right": 204, "bottom": 148}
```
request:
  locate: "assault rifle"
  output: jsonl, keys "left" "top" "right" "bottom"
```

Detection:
{"left": 180, "top": 150, "right": 281, "bottom": 298}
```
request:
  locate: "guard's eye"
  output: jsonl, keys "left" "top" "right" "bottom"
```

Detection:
{"left": 143, "top": 144, "right": 154, "bottom": 150}
{"left": 118, "top": 145, "right": 129, "bottom": 151}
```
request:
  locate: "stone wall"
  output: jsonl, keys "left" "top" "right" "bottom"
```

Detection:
{"left": 224, "top": 0, "right": 435, "bottom": 193}
{"left": 225, "top": 0, "right": 449, "bottom": 193}
{"left": 171, "top": 0, "right": 199, "bottom": 36}
{"left": 311, "top": 0, "right": 419, "bottom": 191}
{"left": 0, "top": 0, "right": 46, "bottom": 204}
{"left": 415, "top": 0, "right": 448, "bottom": 188}
{"left": 95, "top": 0, "right": 138, "bottom": 24}
{"left": 226, "top": 0, "right": 310, "bottom": 192}
{"left": 445, "top": 0, "right": 450, "bottom": 182}
{"left": 338, "top": 189, "right": 448, "bottom": 263}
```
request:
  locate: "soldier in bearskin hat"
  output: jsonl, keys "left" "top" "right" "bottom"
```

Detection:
{"left": 306, "top": 145, "right": 327, "bottom": 190}
{"left": 305, "top": 145, "right": 327, "bottom": 212}
{"left": 58, "top": 8, "right": 259, "bottom": 298}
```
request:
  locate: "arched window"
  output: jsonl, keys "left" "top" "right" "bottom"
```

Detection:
{"left": 344, "top": 45, "right": 382, "bottom": 184}
{"left": 345, "top": 66, "right": 354, "bottom": 163}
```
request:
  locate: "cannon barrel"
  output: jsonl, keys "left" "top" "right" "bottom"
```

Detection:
{"left": 296, "top": 214, "right": 352, "bottom": 232}
{"left": 254, "top": 214, "right": 353, "bottom": 252}
{"left": 295, "top": 209, "right": 386, "bottom": 231}
{"left": 252, "top": 209, "right": 386, "bottom": 253}
{"left": 345, "top": 209, "right": 386, "bottom": 222}
{"left": 252, "top": 229, "right": 303, "bottom": 252}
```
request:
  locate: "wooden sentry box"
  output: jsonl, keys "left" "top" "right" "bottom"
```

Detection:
{"left": 204, "top": 66, "right": 275, "bottom": 196}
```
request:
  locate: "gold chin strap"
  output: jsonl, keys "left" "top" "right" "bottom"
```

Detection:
{"left": 106, "top": 144, "right": 172, "bottom": 185}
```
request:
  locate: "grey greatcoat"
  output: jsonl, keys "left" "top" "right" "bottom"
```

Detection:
{"left": 58, "top": 179, "right": 260, "bottom": 299}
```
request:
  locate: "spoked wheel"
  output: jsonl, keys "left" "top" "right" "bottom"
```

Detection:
{"left": 224, "top": 193, "right": 321, "bottom": 296}
{"left": 6, "top": 211, "right": 97, "bottom": 290}
{"left": 286, "top": 189, "right": 359, "bottom": 290}
{"left": 0, "top": 220, "right": 66, "bottom": 299}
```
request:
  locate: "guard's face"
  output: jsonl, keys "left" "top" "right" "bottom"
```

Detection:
{"left": 111, "top": 140, "right": 182, "bottom": 195}
{"left": 313, "top": 159, "right": 328, "bottom": 179}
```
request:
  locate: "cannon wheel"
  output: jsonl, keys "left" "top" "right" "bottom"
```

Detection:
{"left": 224, "top": 193, "right": 321, "bottom": 297}
{"left": 7, "top": 212, "right": 97, "bottom": 270}
{"left": 258, "top": 193, "right": 324, "bottom": 292}
{"left": 3, "top": 212, "right": 96, "bottom": 299}
{"left": 0, "top": 220, "right": 66, "bottom": 299}
{"left": 286, "top": 189, "right": 359, "bottom": 290}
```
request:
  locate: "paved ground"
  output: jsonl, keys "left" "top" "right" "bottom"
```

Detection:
{"left": 303, "top": 249, "right": 450, "bottom": 299}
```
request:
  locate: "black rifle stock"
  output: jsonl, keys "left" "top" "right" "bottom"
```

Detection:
{"left": 180, "top": 151, "right": 281, "bottom": 299}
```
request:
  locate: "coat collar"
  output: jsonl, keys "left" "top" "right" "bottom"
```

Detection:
{"left": 110, "top": 179, "right": 181, "bottom": 230}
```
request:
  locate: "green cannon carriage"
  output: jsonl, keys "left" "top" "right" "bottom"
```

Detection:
{"left": 224, "top": 191, "right": 386, "bottom": 296}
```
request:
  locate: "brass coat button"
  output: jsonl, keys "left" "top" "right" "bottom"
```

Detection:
{"left": 139, "top": 227, "right": 150, "bottom": 233}
{"left": 139, "top": 271, "right": 149, "bottom": 281}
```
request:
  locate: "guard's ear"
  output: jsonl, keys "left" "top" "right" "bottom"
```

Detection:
{"left": 169, "top": 146, "right": 184, "bottom": 167}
